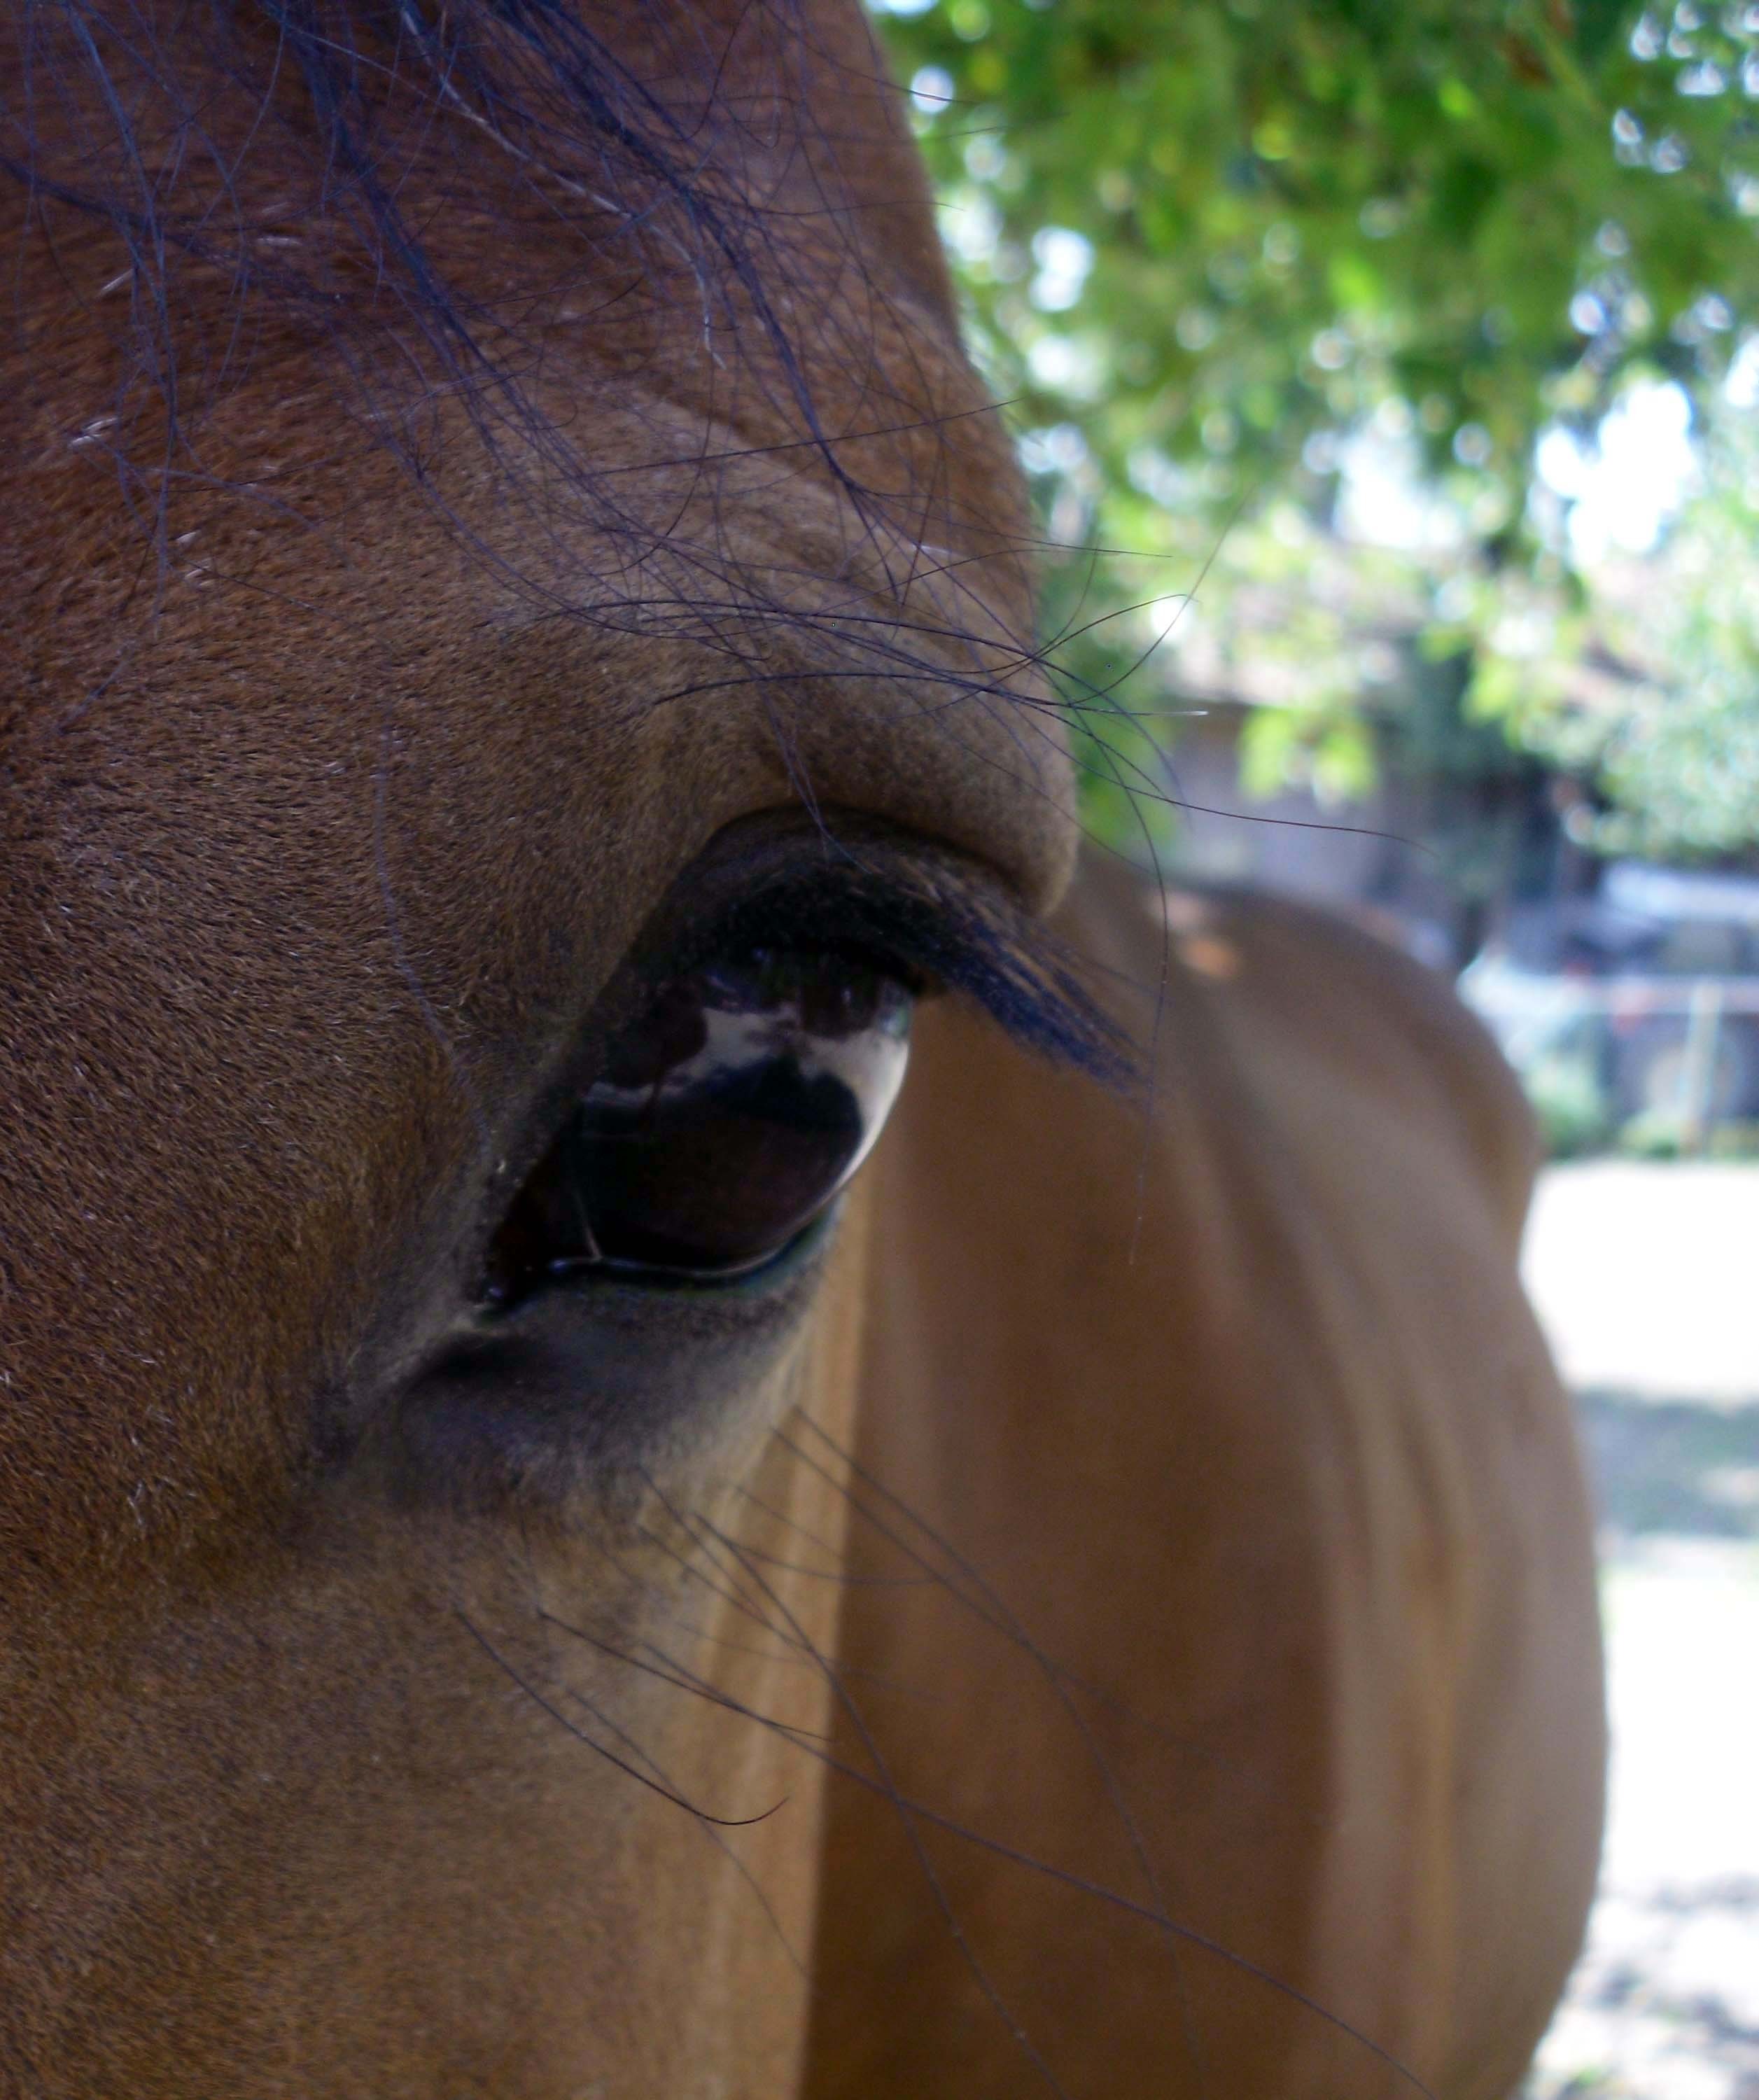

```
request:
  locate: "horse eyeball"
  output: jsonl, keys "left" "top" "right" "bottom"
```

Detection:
{"left": 481, "top": 952, "right": 911, "bottom": 1302}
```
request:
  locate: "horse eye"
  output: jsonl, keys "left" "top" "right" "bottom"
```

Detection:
{"left": 479, "top": 952, "right": 912, "bottom": 1304}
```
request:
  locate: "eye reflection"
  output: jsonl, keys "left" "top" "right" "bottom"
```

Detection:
{"left": 481, "top": 951, "right": 912, "bottom": 1303}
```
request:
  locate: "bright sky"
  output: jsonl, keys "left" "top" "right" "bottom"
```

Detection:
{"left": 1534, "top": 379, "right": 1700, "bottom": 566}
{"left": 1337, "top": 374, "right": 1712, "bottom": 567}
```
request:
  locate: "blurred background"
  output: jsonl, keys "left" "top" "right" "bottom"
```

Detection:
{"left": 869, "top": 1, "right": 1759, "bottom": 2089}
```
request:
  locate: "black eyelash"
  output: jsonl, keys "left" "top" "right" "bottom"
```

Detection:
{"left": 682, "top": 860, "right": 1133, "bottom": 1086}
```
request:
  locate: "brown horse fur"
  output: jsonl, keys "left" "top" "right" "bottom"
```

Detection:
{"left": 0, "top": 3, "right": 1601, "bottom": 2094}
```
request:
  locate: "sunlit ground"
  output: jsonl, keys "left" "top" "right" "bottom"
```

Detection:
{"left": 1521, "top": 1163, "right": 1759, "bottom": 2100}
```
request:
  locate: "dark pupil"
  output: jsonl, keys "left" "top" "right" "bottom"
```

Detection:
{"left": 481, "top": 951, "right": 911, "bottom": 1303}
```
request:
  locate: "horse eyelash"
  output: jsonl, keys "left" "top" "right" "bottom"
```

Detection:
{"left": 690, "top": 860, "right": 1134, "bottom": 1086}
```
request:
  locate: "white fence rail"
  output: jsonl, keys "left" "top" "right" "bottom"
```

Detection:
{"left": 1462, "top": 975, "right": 1759, "bottom": 1151}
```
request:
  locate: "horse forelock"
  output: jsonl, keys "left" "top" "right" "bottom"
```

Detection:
{"left": 1, "top": 0, "right": 990, "bottom": 573}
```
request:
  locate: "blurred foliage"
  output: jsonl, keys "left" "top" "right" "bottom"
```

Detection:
{"left": 1471, "top": 402, "right": 1759, "bottom": 854}
{"left": 874, "top": 0, "right": 1759, "bottom": 860}
{"left": 1526, "top": 1046, "right": 1617, "bottom": 1152}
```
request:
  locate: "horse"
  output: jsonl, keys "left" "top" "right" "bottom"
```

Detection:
{"left": 0, "top": 2, "right": 1604, "bottom": 2094}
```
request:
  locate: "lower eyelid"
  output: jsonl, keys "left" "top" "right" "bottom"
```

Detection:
{"left": 533, "top": 1196, "right": 845, "bottom": 1294}
{"left": 396, "top": 1210, "right": 840, "bottom": 1510}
